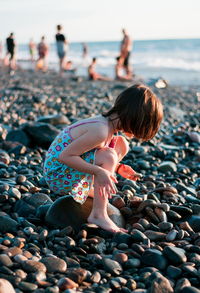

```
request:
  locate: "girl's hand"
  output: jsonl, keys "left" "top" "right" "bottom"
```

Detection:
{"left": 94, "top": 168, "right": 118, "bottom": 199}
{"left": 117, "top": 164, "right": 141, "bottom": 181}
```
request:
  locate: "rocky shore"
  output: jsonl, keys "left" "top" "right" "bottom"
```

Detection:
{"left": 0, "top": 67, "right": 200, "bottom": 293}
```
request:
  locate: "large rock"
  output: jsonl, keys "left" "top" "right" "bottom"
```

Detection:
{"left": 14, "top": 193, "right": 53, "bottom": 217}
{"left": 45, "top": 196, "right": 125, "bottom": 231}
{"left": 6, "top": 129, "right": 30, "bottom": 146}
{"left": 0, "top": 216, "right": 18, "bottom": 233}
{"left": 22, "top": 122, "right": 60, "bottom": 148}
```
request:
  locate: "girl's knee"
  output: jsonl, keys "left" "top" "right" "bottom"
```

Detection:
{"left": 95, "top": 147, "right": 118, "bottom": 167}
{"left": 115, "top": 135, "right": 129, "bottom": 157}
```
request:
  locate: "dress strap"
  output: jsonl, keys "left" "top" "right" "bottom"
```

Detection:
{"left": 68, "top": 120, "right": 107, "bottom": 130}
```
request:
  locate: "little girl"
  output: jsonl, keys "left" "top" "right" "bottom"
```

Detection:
{"left": 44, "top": 84, "right": 163, "bottom": 233}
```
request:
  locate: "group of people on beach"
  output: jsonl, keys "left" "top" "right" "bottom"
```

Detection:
{"left": 1, "top": 26, "right": 133, "bottom": 81}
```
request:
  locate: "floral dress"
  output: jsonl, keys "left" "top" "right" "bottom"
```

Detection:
{"left": 43, "top": 120, "right": 107, "bottom": 204}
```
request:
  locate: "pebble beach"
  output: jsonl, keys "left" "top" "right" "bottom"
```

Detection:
{"left": 0, "top": 67, "right": 200, "bottom": 293}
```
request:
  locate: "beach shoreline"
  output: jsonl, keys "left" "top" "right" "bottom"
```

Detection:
{"left": 0, "top": 67, "right": 200, "bottom": 292}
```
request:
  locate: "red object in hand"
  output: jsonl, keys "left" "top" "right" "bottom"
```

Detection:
{"left": 116, "top": 164, "right": 141, "bottom": 181}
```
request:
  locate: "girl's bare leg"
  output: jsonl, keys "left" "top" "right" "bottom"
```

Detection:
{"left": 88, "top": 136, "right": 129, "bottom": 232}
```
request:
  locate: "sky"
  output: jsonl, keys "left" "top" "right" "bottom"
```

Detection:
{"left": 0, "top": 0, "right": 200, "bottom": 44}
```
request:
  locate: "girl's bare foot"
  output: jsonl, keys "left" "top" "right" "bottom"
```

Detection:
{"left": 88, "top": 214, "right": 127, "bottom": 233}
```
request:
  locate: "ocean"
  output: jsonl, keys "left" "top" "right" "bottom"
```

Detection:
{"left": 11, "top": 38, "right": 200, "bottom": 86}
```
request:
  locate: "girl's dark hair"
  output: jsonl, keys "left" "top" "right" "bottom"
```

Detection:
{"left": 103, "top": 84, "right": 163, "bottom": 141}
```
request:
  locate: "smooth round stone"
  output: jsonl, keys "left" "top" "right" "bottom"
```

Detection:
{"left": 0, "top": 184, "right": 9, "bottom": 193}
{"left": 102, "top": 258, "right": 123, "bottom": 275}
{"left": 141, "top": 249, "right": 168, "bottom": 270}
{"left": 89, "top": 271, "right": 101, "bottom": 283}
{"left": 170, "top": 205, "right": 193, "bottom": 217}
{"left": 5, "top": 247, "right": 22, "bottom": 257}
{"left": 45, "top": 196, "right": 125, "bottom": 231}
{"left": 166, "top": 229, "right": 178, "bottom": 241}
{"left": 125, "top": 258, "right": 141, "bottom": 268}
{"left": 137, "top": 160, "right": 150, "bottom": 170}
{"left": 175, "top": 278, "right": 191, "bottom": 292}
{"left": 150, "top": 275, "right": 173, "bottom": 293}
{"left": 132, "top": 146, "right": 146, "bottom": 153}
{"left": 0, "top": 254, "right": 13, "bottom": 267}
{"left": 37, "top": 114, "right": 70, "bottom": 126}
{"left": 163, "top": 246, "right": 187, "bottom": 265}
{"left": 111, "top": 196, "right": 126, "bottom": 209}
{"left": 158, "top": 222, "right": 173, "bottom": 232}
{"left": 24, "top": 227, "right": 34, "bottom": 235}
{"left": 144, "top": 230, "right": 166, "bottom": 241}
{"left": 22, "top": 260, "right": 47, "bottom": 273}
{"left": 0, "top": 278, "right": 16, "bottom": 293}
{"left": 167, "top": 265, "right": 182, "bottom": 279}
{"left": 158, "top": 161, "right": 177, "bottom": 173}
{"left": 40, "top": 256, "right": 67, "bottom": 273}
{"left": 182, "top": 265, "right": 198, "bottom": 276}
{"left": 113, "top": 253, "right": 128, "bottom": 264}
{"left": 15, "top": 269, "right": 27, "bottom": 281}
{"left": 0, "top": 216, "right": 18, "bottom": 233}
{"left": 8, "top": 188, "right": 21, "bottom": 199}
{"left": 16, "top": 174, "right": 27, "bottom": 184}
{"left": 180, "top": 287, "right": 200, "bottom": 293}
{"left": 188, "top": 216, "right": 200, "bottom": 232}
{"left": 131, "top": 229, "right": 147, "bottom": 242}
{"left": 113, "top": 232, "right": 132, "bottom": 245}
{"left": 65, "top": 268, "right": 88, "bottom": 284}
{"left": 18, "top": 281, "right": 38, "bottom": 291}
{"left": 57, "top": 277, "right": 78, "bottom": 290}
{"left": 45, "top": 286, "right": 59, "bottom": 293}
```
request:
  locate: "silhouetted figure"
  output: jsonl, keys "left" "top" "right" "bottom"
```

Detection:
{"left": 0, "top": 41, "right": 3, "bottom": 64}
{"left": 82, "top": 42, "right": 88, "bottom": 58}
{"left": 88, "top": 57, "right": 111, "bottom": 81}
{"left": 120, "top": 28, "right": 133, "bottom": 77}
{"left": 55, "top": 24, "right": 67, "bottom": 74}
{"left": 5, "top": 32, "right": 16, "bottom": 70}
{"left": 36, "top": 36, "right": 49, "bottom": 71}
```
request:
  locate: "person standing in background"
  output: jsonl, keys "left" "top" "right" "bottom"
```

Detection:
{"left": 36, "top": 36, "right": 49, "bottom": 71}
{"left": 55, "top": 24, "right": 68, "bottom": 74}
{"left": 5, "top": 32, "right": 16, "bottom": 71}
{"left": 0, "top": 41, "right": 3, "bottom": 65}
{"left": 29, "top": 38, "right": 36, "bottom": 62}
{"left": 82, "top": 42, "right": 88, "bottom": 59}
{"left": 120, "top": 28, "right": 133, "bottom": 77}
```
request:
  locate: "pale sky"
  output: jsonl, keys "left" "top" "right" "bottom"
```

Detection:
{"left": 0, "top": 0, "right": 199, "bottom": 43}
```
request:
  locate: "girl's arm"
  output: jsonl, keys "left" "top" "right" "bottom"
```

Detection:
{"left": 58, "top": 128, "right": 117, "bottom": 196}
{"left": 58, "top": 128, "right": 105, "bottom": 175}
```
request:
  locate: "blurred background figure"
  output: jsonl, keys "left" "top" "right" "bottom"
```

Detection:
{"left": 120, "top": 28, "right": 133, "bottom": 78}
{"left": 82, "top": 42, "right": 88, "bottom": 59}
{"left": 55, "top": 24, "right": 68, "bottom": 74}
{"left": 64, "top": 60, "right": 76, "bottom": 74}
{"left": 29, "top": 38, "right": 36, "bottom": 62}
{"left": 4, "top": 32, "right": 16, "bottom": 71}
{"left": 88, "top": 57, "right": 111, "bottom": 81}
{"left": 115, "top": 56, "right": 133, "bottom": 81}
{"left": 0, "top": 40, "right": 3, "bottom": 65}
{"left": 36, "top": 36, "right": 49, "bottom": 71}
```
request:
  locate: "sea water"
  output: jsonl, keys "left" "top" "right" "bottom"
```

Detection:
{"left": 7, "top": 38, "right": 200, "bottom": 86}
